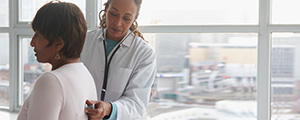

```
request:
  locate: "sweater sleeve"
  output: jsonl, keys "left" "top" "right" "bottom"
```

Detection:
{"left": 19, "top": 72, "right": 65, "bottom": 120}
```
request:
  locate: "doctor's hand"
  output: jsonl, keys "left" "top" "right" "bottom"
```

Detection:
{"left": 85, "top": 100, "right": 112, "bottom": 120}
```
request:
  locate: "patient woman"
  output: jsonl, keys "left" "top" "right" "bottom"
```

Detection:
{"left": 17, "top": 1, "right": 97, "bottom": 120}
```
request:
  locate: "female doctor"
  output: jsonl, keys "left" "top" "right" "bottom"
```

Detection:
{"left": 81, "top": 0, "right": 156, "bottom": 119}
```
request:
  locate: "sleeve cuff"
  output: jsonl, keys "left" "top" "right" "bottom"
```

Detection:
{"left": 103, "top": 102, "right": 117, "bottom": 120}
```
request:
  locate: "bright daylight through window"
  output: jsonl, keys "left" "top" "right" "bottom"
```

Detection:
{"left": 271, "top": 33, "right": 300, "bottom": 120}
{"left": 19, "top": 0, "right": 86, "bottom": 22}
{"left": 0, "top": 33, "right": 9, "bottom": 108}
{"left": 144, "top": 33, "right": 258, "bottom": 119}
{"left": 20, "top": 37, "right": 51, "bottom": 106}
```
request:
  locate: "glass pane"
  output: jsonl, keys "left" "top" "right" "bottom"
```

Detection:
{"left": 272, "top": 0, "right": 300, "bottom": 24}
{"left": 97, "top": 0, "right": 105, "bottom": 28}
{"left": 20, "top": 37, "right": 51, "bottom": 104}
{"left": 19, "top": 0, "right": 86, "bottom": 22}
{"left": 137, "top": 0, "right": 258, "bottom": 25}
{"left": 144, "top": 33, "right": 258, "bottom": 119}
{"left": 271, "top": 33, "right": 300, "bottom": 120}
{"left": 0, "top": 33, "right": 9, "bottom": 108}
{"left": 0, "top": 0, "right": 9, "bottom": 27}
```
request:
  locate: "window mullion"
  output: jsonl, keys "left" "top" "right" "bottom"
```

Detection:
{"left": 257, "top": 0, "right": 271, "bottom": 120}
{"left": 269, "top": 25, "right": 300, "bottom": 32}
{"left": 9, "top": 0, "right": 18, "bottom": 112}
{"left": 86, "top": 0, "right": 98, "bottom": 30}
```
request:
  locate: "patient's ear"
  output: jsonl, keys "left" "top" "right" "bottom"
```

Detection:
{"left": 55, "top": 37, "right": 65, "bottom": 51}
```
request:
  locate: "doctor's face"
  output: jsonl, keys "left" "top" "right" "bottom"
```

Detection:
{"left": 105, "top": 0, "right": 137, "bottom": 41}
{"left": 30, "top": 32, "right": 56, "bottom": 63}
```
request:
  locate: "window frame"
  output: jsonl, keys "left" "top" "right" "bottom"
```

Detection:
{"left": 2, "top": 0, "right": 300, "bottom": 120}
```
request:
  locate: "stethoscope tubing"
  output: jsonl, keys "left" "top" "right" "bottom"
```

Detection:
{"left": 100, "top": 27, "right": 137, "bottom": 101}
{"left": 98, "top": 9, "right": 139, "bottom": 101}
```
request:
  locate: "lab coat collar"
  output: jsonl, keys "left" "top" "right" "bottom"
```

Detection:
{"left": 97, "top": 28, "right": 106, "bottom": 41}
{"left": 97, "top": 28, "right": 134, "bottom": 48}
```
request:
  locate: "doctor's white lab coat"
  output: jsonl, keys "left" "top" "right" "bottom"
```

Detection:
{"left": 81, "top": 28, "right": 156, "bottom": 120}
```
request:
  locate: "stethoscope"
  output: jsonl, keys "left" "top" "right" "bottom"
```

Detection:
{"left": 99, "top": 10, "right": 138, "bottom": 101}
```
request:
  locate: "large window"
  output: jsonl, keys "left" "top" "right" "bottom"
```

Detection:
{"left": 0, "top": 33, "right": 9, "bottom": 108}
{"left": 0, "top": 0, "right": 9, "bottom": 27}
{"left": 145, "top": 33, "right": 258, "bottom": 119}
{"left": 19, "top": 37, "right": 51, "bottom": 106}
{"left": 19, "top": 0, "right": 86, "bottom": 22}
{"left": 2, "top": 0, "right": 300, "bottom": 120}
{"left": 0, "top": 0, "right": 9, "bottom": 108}
{"left": 139, "top": 0, "right": 258, "bottom": 25}
{"left": 271, "top": 33, "right": 300, "bottom": 120}
{"left": 272, "top": 0, "right": 300, "bottom": 24}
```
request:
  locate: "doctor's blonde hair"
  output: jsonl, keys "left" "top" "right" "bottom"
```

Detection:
{"left": 99, "top": 0, "right": 146, "bottom": 41}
